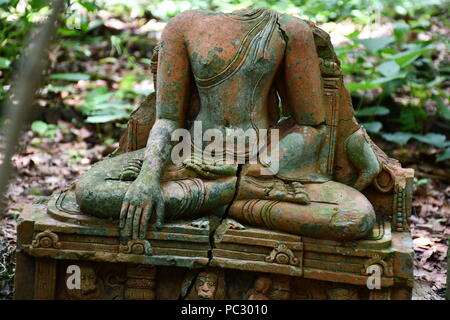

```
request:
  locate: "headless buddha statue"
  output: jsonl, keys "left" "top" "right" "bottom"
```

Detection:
{"left": 75, "top": 8, "right": 382, "bottom": 242}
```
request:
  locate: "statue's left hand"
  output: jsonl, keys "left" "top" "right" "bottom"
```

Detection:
{"left": 119, "top": 176, "right": 165, "bottom": 240}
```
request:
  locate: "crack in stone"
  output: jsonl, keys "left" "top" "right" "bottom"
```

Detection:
{"left": 179, "top": 269, "right": 201, "bottom": 300}
{"left": 275, "top": 15, "right": 289, "bottom": 50}
{"left": 206, "top": 163, "right": 244, "bottom": 266}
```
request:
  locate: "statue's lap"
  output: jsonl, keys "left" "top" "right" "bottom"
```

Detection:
{"left": 75, "top": 148, "right": 375, "bottom": 240}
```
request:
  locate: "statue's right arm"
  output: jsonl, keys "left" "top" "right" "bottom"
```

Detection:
{"left": 140, "top": 15, "right": 191, "bottom": 184}
{"left": 120, "top": 13, "right": 192, "bottom": 240}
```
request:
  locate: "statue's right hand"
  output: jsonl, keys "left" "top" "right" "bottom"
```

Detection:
{"left": 119, "top": 177, "right": 164, "bottom": 240}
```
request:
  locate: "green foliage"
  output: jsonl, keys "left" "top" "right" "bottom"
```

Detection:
{"left": 361, "top": 121, "right": 382, "bottom": 133}
{"left": 79, "top": 86, "right": 135, "bottom": 123}
{"left": 412, "top": 177, "right": 429, "bottom": 192}
{"left": 355, "top": 106, "right": 390, "bottom": 117}
{"left": 381, "top": 132, "right": 449, "bottom": 148}
{"left": 49, "top": 73, "right": 91, "bottom": 81}
{"left": 31, "top": 120, "right": 60, "bottom": 137}
{"left": 65, "top": 149, "right": 87, "bottom": 163}
{"left": 331, "top": 2, "right": 449, "bottom": 160}
{"left": 0, "top": 57, "right": 11, "bottom": 69}
{"left": 353, "top": 36, "right": 395, "bottom": 53}
{"left": 436, "top": 148, "right": 450, "bottom": 162}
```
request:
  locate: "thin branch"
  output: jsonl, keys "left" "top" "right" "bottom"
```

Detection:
{"left": 0, "top": 0, "right": 65, "bottom": 217}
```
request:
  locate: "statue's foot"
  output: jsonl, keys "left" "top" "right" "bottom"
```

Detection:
{"left": 229, "top": 181, "right": 376, "bottom": 240}
{"left": 286, "top": 181, "right": 311, "bottom": 204}
{"left": 224, "top": 218, "right": 246, "bottom": 230}
{"left": 75, "top": 150, "right": 146, "bottom": 219}
{"left": 191, "top": 217, "right": 209, "bottom": 229}
{"left": 237, "top": 176, "right": 311, "bottom": 205}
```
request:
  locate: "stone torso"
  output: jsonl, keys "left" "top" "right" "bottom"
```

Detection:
{"left": 183, "top": 9, "right": 286, "bottom": 138}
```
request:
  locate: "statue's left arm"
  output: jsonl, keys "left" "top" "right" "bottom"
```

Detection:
{"left": 276, "top": 15, "right": 325, "bottom": 126}
{"left": 277, "top": 16, "right": 381, "bottom": 190}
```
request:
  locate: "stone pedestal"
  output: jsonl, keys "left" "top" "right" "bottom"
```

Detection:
{"left": 14, "top": 189, "right": 413, "bottom": 300}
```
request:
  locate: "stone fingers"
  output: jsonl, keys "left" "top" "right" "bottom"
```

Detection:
{"left": 121, "top": 204, "right": 136, "bottom": 240}
{"left": 132, "top": 207, "right": 143, "bottom": 239}
{"left": 184, "top": 162, "right": 221, "bottom": 179}
{"left": 183, "top": 156, "right": 237, "bottom": 178}
{"left": 123, "top": 165, "right": 141, "bottom": 173}
{"left": 119, "top": 202, "right": 129, "bottom": 229}
{"left": 155, "top": 201, "right": 165, "bottom": 229}
{"left": 120, "top": 196, "right": 164, "bottom": 240}
{"left": 139, "top": 203, "right": 152, "bottom": 239}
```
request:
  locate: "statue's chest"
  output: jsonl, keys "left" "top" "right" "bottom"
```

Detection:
{"left": 187, "top": 17, "right": 285, "bottom": 88}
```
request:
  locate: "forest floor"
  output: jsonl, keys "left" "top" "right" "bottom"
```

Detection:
{"left": 0, "top": 126, "right": 448, "bottom": 300}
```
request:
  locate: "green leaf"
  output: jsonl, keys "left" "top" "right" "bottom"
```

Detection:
{"left": 395, "top": 107, "right": 427, "bottom": 132}
{"left": 118, "top": 73, "right": 139, "bottom": 91}
{"left": 86, "top": 86, "right": 108, "bottom": 98}
{"left": 91, "top": 102, "right": 134, "bottom": 111}
{"left": 355, "top": 106, "right": 390, "bottom": 117}
{"left": 353, "top": 36, "right": 395, "bottom": 53}
{"left": 381, "top": 132, "right": 413, "bottom": 145}
{"left": 371, "top": 72, "right": 407, "bottom": 85}
{"left": 436, "top": 148, "right": 450, "bottom": 162}
{"left": 132, "top": 88, "right": 154, "bottom": 96}
{"left": 390, "top": 47, "right": 432, "bottom": 67}
{"left": 0, "top": 57, "right": 11, "bottom": 69}
{"left": 49, "top": 73, "right": 91, "bottom": 81}
{"left": 29, "top": 0, "right": 47, "bottom": 10}
{"left": 361, "top": 121, "right": 383, "bottom": 133}
{"left": 78, "top": 1, "right": 98, "bottom": 12}
{"left": 87, "top": 20, "right": 103, "bottom": 32}
{"left": 413, "top": 133, "right": 447, "bottom": 148}
{"left": 85, "top": 87, "right": 113, "bottom": 105}
{"left": 432, "top": 95, "right": 450, "bottom": 121}
{"left": 346, "top": 82, "right": 380, "bottom": 92}
{"left": 99, "top": 57, "right": 118, "bottom": 64}
{"left": 85, "top": 111, "right": 130, "bottom": 123}
{"left": 31, "top": 121, "right": 48, "bottom": 135}
{"left": 393, "top": 22, "right": 410, "bottom": 42}
{"left": 91, "top": 94, "right": 114, "bottom": 106}
{"left": 57, "top": 28, "right": 81, "bottom": 37}
{"left": 45, "top": 85, "right": 75, "bottom": 93}
{"left": 377, "top": 60, "right": 400, "bottom": 77}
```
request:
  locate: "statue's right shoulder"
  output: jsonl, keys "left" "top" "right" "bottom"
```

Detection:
{"left": 162, "top": 9, "right": 212, "bottom": 35}
{"left": 166, "top": 9, "right": 214, "bottom": 25}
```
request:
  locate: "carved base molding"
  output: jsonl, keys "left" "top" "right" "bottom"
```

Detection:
{"left": 14, "top": 198, "right": 414, "bottom": 300}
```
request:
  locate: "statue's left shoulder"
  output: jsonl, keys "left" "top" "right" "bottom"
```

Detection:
{"left": 276, "top": 13, "right": 313, "bottom": 39}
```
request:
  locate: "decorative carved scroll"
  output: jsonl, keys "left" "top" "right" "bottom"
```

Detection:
{"left": 32, "top": 230, "right": 61, "bottom": 249}
{"left": 265, "top": 243, "right": 299, "bottom": 266}
{"left": 119, "top": 239, "right": 152, "bottom": 255}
